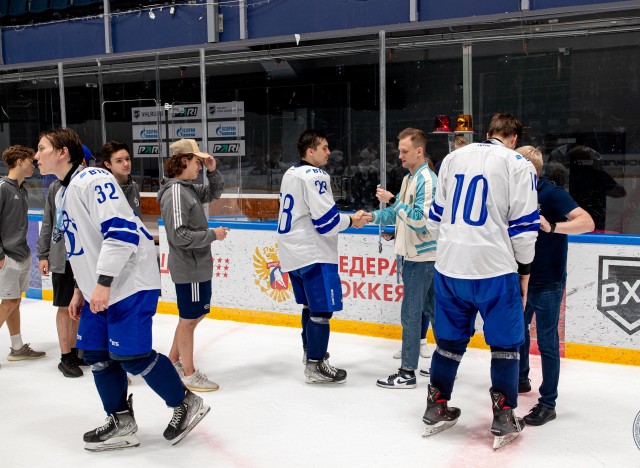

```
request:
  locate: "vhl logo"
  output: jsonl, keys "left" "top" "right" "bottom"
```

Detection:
{"left": 597, "top": 256, "right": 640, "bottom": 335}
{"left": 133, "top": 110, "right": 140, "bottom": 119}
{"left": 208, "top": 105, "right": 217, "bottom": 117}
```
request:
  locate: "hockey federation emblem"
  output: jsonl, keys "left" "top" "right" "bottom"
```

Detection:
{"left": 253, "top": 244, "right": 291, "bottom": 302}
{"left": 597, "top": 256, "right": 640, "bottom": 335}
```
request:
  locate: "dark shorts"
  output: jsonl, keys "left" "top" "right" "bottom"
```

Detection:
{"left": 76, "top": 289, "right": 159, "bottom": 360}
{"left": 289, "top": 263, "right": 343, "bottom": 313}
{"left": 52, "top": 261, "right": 75, "bottom": 307}
{"left": 175, "top": 280, "right": 212, "bottom": 320}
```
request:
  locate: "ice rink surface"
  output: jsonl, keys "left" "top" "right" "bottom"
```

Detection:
{"left": 1, "top": 299, "right": 640, "bottom": 468}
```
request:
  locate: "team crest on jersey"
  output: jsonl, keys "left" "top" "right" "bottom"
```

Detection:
{"left": 61, "top": 210, "right": 84, "bottom": 258}
{"left": 253, "top": 244, "right": 291, "bottom": 302}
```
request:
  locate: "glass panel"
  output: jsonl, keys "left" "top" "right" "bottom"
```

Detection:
{"left": 473, "top": 32, "right": 640, "bottom": 234}
{"left": 0, "top": 71, "right": 61, "bottom": 210}
{"left": 205, "top": 50, "right": 379, "bottom": 219}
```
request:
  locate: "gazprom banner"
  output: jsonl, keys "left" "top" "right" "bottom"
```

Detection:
{"left": 208, "top": 121, "right": 245, "bottom": 139}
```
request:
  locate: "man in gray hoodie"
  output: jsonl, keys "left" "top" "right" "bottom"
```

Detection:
{"left": 158, "top": 138, "right": 227, "bottom": 392}
{"left": 0, "top": 145, "right": 46, "bottom": 364}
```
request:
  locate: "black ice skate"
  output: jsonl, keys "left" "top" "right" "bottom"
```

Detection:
{"left": 163, "top": 388, "right": 211, "bottom": 445}
{"left": 490, "top": 388, "right": 524, "bottom": 450}
{"left": 304, "top": 358, "right": 346, "bottom": 384}
{"left": 422, "top": 384, "right": 461, "bottom": 437}
{"left": 83, "top": 394, "right": 139, "bottom": 452}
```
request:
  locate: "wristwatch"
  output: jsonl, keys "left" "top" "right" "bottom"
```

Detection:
{"left": 389, "top": 196, "right": 397, "bottom": 205}
{"left": 549, "top": 222, "right": 556, "bottom": 234}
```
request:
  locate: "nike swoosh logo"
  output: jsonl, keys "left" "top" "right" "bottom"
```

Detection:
{"left": 397, "top": 378, "right": 413, "bottom": 384}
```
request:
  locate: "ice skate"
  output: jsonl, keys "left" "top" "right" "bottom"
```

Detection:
{"left": 304, "top": 358, "right": 346, "bottom": 384}
{"left": 422, "top": 384, "right": 460, "bottom": 437}
{"left": 302, "top": 347, "right": 330, "bottom": 364}
{"left": 83, "top": 394, "right": 139, "bottom": 452}
{"left": 163, "top": 388, "right": 211, "bottom": 445}
{"left": 490, "top": 389, "right": 524, "bottom": 450}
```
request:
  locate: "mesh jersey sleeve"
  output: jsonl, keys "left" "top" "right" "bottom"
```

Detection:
{"left": 80, "top": 175, "right": 141, "bottom": 278}
{"left": 508, "top": 159, "right": 540, "bottom": 265}
{"left": 306, "top": 172, "right": 350, "bottom": 235}
{"left": 160, "top": 184, "right": 215, "bottom": 249}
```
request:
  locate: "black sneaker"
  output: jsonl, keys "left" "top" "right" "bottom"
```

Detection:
{"left": 71, "top": 348, "right": 88, "bottom": 367}
{"left": 422, "top": 384, "right": 461, "bottom": 437}
{"left": 523, "top": 403, "right": 556, "bottom": 426}
{"left": 59, "top": 356, "right": 83, "bottom": 378}
{"left": 419, "top": 369, "right": 430, "bottom": 377}
{"left": 163, "top": 389, "right": 211, "bottom": 445}
{"left": 518, "top": 379, "right": 531, "bottom": 393}
{"left": 376, "top": 368, "right": 417, "bottom": 389}
{"left": 83, "top": 395, "right": 139, "bottom": 451}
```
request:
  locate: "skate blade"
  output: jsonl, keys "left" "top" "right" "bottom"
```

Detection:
{"left": 85, "top": 435, "right": 140, "bottom": 452}
{"left": 305, "top": 377, "right": 347, "bottom": 384}
{"left": 171, "top": 404, "right": 211, "bottom": 446}
{"left": 422, "top": 419, "right": 458, "bottom": 437}
{"left": 493, "top": 432, "right": 521, "bottom": 450}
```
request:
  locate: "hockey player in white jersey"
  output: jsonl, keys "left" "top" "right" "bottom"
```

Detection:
{"left": 277, "top": 130, "right": 366, "bottom": 384}
{"left": 423, "top": 114, "right": 539, "bottom": 449}
{"left": 35, "top": 128, "right": 209, "bottom": 451}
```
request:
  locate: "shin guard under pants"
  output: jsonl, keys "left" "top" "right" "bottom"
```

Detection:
{"left": 430, "top": 338, "right": 469, "bottom": 400}
{"left": 120, "top": 351, "right": 184, "bottom": 408}
{"left": 306, "top": 312, "right": 332, "bottom": 360}
{"left": 301, "top": 306, "right": 310, "bottom": 349}
{"left": 83, "top": 350, "right": 128, "bottom": 416}
{"left": 490, "top": 346, "right": 520, "bottom": 408}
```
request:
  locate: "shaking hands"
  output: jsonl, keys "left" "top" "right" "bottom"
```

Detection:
{"left": 350, "top": 210, "right": 373, "bottom": 228}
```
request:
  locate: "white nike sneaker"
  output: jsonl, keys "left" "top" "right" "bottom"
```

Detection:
{"left": 376, "top": 368, "right": 417, "bottom": 389}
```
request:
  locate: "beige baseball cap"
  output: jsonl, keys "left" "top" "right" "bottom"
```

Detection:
{"left": 169, "top": 139, "right": 209, "bottom": 158}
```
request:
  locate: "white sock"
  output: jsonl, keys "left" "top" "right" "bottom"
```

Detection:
{"left": 10, "top": 333, "right": 24, "bottom": 350}
{"left": 420, "top": 339, "right": 427, "bottom": 345}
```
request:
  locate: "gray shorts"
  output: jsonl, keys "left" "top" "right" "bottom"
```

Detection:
{"left": 0, "top": 254, "right": 31, "bottom": 299}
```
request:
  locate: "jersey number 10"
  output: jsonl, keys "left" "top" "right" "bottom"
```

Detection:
{"left": 451, "top": 174, "right": 488, "bottom": 226}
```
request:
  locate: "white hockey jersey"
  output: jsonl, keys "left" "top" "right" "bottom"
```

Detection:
{"left": 426, "top": 140, "right": 539, "bottom": 279}
{"left": 277, "top": 163, "right": 351, "bottom": 272}
{"left": 57, "top": 167, "right": 160, "bottom": 304}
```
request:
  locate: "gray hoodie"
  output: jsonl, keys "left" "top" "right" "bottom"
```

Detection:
{"left": 158, "top": 169, "right": 224, "bottom": 284}
{"left": 120, "top": 176, "right": 142, "bottom": 217}
{"left": 0, "top": 176, "right": 30, "bottom": 262}
{"left": 36, "top": 180, "right": 67, "bottom": 273}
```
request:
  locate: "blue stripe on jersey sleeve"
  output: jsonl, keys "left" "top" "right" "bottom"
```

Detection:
{"left": 509, "top": 210, "right": 540, "bottom": 226}
{"left": 100, "top": 217, "right": 138, "bottom": 235}
{"left": 432, "top": 201, "right": 444, "bottom": 216}
{"left": 312, "top": 205, "right": 339, "bottom": 227}
{"left": 508, "top": 223, "right": 540, "bottom": 237}
{"left": 315, "top": 212, "right": 340, "bottom": 234}
{"left": 104, "top": 230, "right": 140, "bottom": 245}
{"left": 428, "top": 207, "right": 441, "bottom": 222}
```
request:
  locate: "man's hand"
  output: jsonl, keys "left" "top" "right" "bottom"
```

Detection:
{"left": 375, "top": 187, "right": 394, "bottom": 204}
{"left": 203, "top": 155, "right": 217, "bottom": 172}
{"left": 39, "top": 259, "right": 49, "bottom": 276}
{"left": 350, "top": 211, "right": 368, "bottom": 229}
{"left": 69, "top": 288, "right": 84, "bottom": 321}
{"left": 89, "top": 284, "right": 111, "bottom": 314}
{"left": 539, "top": 215, "right": 552, "bottom": 233}
{"left": 213, "top": 226, "right": 230, "bottom": 240}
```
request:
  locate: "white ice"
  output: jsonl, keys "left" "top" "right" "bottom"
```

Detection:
{"left": 1, "top": 299, "right": 640, "bottom": 467}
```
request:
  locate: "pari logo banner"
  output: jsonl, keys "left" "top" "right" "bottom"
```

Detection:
{"left": 209, "top": 141, "right": 245, "bottom": 157}
{"left": 253, "top": 244, "right": 291, "bottom": 303}
{"left": 597, "top": 256, "right": 640, "bottom": 335}
{"left": 133, "top": 143, "right": 160, "bottom": 158}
